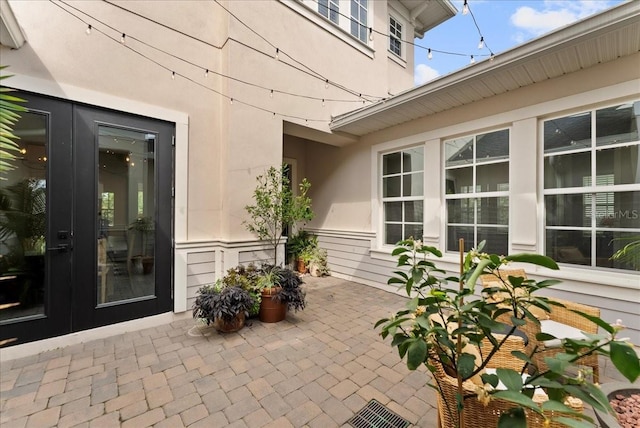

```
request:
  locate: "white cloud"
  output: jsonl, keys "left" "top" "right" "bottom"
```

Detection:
{"left": 511, "top": 1, "right": 615, "bottom": 37}
{"left": 414, "top": 63, "right": 440, "bottom": 86}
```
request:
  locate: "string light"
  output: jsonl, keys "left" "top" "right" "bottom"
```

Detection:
{"left": 86, "top": 24, "right": 92, "bottom": 35}
{"left": 368, "top": 27, "right": 373, "bottom": 41}
{"left": 322, "top": 99, "right": 325, "bottom": 107}
{"left": 490, "top": 53, "right": 495, "bottom": 62}
{"left": 427, "top": 48, "right": 433, "bottom": 60}
{"left": 171, "top": 71, "right": 175, "bottom": 80}
{"left": 470, "top": 55, "right": 475, "bottom": 64}
{"left": 270, "top": 89, "right": 273, "bottom": 98}
{"left": 325, "top": 79, "right": 329, "bottom": 89}
{"left": 462, "top": 0, "right": 469, "bottom": 15}
{"left": 204, "top": 69, "right": 209, "bottom": 77}
{"left": 120, "top": 33, "right": 126, "bottom": 44}
{"left": 478, "top": 37, "right": 484, "bottom": 50}
{"left": 229, "top": 98, "right": 233, "bottom": 105}
{"left": 275, "top": 48, "right": 279, "bottom": 60}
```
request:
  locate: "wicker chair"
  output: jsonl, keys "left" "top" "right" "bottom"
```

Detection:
{"left": 479, "top": 269, "right": 600, "bottom": 383}
{"left": 434, "top": 334, "right": 584, "bottom": 428}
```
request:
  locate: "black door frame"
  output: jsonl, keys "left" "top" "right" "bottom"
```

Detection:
{"left": 0, "top": 92, "right": 174, "bottom": 346}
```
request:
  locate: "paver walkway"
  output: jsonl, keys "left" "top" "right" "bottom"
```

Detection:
{"left": 1, "top": 276, "right": 439, "bottom": 427}
{"left": 0, "top": 276, "right": 633, "bottom": 427}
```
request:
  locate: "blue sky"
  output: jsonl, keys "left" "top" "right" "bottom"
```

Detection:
{"left": 413, "top": 0, "right": 626, "bottom": 85}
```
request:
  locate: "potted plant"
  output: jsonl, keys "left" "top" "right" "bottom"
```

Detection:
{"left": 307, "top": 246, "right": 330, "bottom": 277}
{"left": 244, "top": 164, "right": 314, "bottom": 266}
{"left": 222, "top": 264, "right": 261, "bottom": 317}
{"left": 271, "top": 266, "right": 306, "bottom": 312}
{"left": 286, "top": 230, "right": 317, "bottom": 273}
{"left": 376, "top": 238, "right": 640, "bottom": 428}
{"left": 192, "top": 280, "right": 255, "bottom": 333}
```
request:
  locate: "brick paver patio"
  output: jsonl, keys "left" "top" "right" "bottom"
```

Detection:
{"left": 0, "top": 276, "right": 634, "bottom": 427}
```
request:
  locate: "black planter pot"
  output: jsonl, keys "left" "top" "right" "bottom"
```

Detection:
{"left": 593, "top": 382, "right": 640, "bottom": 428}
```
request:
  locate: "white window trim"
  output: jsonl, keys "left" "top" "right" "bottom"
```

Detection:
{"left": 280, "top": 0, "right": 374, "bottom": 58}
{"left": 443, "top": 128, "right": 511, "bottom": 255}
{"left": 541, "top": 101, "right": 640, "bottom": 271}
{"left": 388, "top": 14, "right": 404, "bottom": 60}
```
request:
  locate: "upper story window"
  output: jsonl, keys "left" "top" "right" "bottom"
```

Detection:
{"left": 543, "top": 101, "right": 640, "bottom": 271}
{"left": 389, "top": 15, "right": 402, "bottom": 57}
{"left": 350, "top": 0, "right": 368, "bottom": 43}
{"left": 444, "top": 129, "right": 510, "bottom": 255}
{"left": 318, "top": 0, "right": 339, "bottom": 24}
{"left": 382, "top": 147, "right": 424, "bottom": 245}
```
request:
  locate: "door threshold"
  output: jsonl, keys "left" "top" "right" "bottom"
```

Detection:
{"left": 0, "top": 311, "right": 191, "bottom": 363}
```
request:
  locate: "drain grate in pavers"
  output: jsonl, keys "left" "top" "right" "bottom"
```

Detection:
{"left": 347, "top": 399, "right": 411, "bottom": 428}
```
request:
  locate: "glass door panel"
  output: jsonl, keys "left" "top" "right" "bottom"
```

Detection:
{"left": 97, "top": 126, "right": 156, "bottom": 305}
{"left": 0, "top": 112, "right": 47, "bottom": 323}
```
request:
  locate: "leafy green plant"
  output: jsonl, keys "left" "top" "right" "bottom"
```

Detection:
{"left": 307, "top": 246, "right": 330, "bottom": 276}
{"left": 376, "top": 238, "right": 639, "bottom": 428}
{"left": 610, "top": 236, "right": 640, "bottom": 270}
{"left": 286, "top": 229, "right": 317, "bottom": 265}
{"left": 244, "top": 165, "right": 314, "bottom": 265}
{"left": 0, "top": 66, "right": 27, "bottom": 180}
{"left": 0, "top": 178, "right": 46, "bottom": 258}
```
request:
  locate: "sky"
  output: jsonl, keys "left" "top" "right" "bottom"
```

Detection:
{"left": 413, "top": 0, "right": 626, "bottom": 86}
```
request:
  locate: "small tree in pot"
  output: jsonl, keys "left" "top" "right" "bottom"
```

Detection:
{"left": 244, "top": 164, "right": 314, "bottom": 266}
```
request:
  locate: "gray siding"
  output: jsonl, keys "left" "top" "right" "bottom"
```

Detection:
{"left": 186, "top": 251, "right": 216, "bottom": 310}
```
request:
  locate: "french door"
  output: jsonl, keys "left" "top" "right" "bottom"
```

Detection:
{"left": 0, "top": 92, "right": 174, "bottom": 346}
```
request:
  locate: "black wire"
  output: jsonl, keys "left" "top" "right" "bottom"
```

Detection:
{"left": 58, "top": 0, "right": 368, "bottom": 104}
{"left": 49, "top": 1, "right": 332, "bottom": 123}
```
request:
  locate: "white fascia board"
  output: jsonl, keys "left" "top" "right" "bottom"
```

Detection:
{"left": 331, "top": 0, "right": 640, "bottom": 131}
{"left": 0, "top": 0, "right": 26, "bottom": 49}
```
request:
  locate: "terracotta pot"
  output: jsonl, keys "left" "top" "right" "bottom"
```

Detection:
{"left": 259, "top": 287, "right": 287, "bottom": 323}
{"left": 296, "top": 258, "right": 307, "bottom": 274}
{"left": 215, "top": 312, "right": 246, "bottom": 333}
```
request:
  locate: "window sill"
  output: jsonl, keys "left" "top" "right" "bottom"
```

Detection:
{"left": 388, "top": 51, "right": 406, "bottom": 68}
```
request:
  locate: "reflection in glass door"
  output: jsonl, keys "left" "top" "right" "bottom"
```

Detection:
{"left": 0, "top": 112, "right": 48, "bottom": 323}
{"left": 97, "top": 127, "right": 156, "bottom": 305}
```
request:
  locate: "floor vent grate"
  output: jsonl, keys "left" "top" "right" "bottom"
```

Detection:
{"left": 347, "top": 399, "right": 411, "bottom": 428}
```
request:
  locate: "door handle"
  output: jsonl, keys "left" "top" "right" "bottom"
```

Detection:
{"left": 48, "top": 244, "right": 70, "bottom": 253}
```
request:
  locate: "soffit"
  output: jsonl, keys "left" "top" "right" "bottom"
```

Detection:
{"left": 331, "top": 1, "right": 640, "bottom": 137}
{"left": 397, "top": 0, "right": 457, "bottom": 37}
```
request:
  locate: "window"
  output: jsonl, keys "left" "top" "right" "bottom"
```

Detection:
{"left": 382, "top": 147, "right": 424, "bottom": 245}
{"left": 389, "top": 15, "right": 402, "bottom": 57}
{"left": 318, "top": 0, "right": 339, "bottom": 24}
{"left": 444, "top": 129, "right": 509, "bottom": 255}
{"left": 101, "top": 192, "right": 115, "bottom": 227}
{"left": 350, "top": 0, "right": 368, "bottom": 43}
{"left": 543, "top": 101, "right": 640, "bottom": 271}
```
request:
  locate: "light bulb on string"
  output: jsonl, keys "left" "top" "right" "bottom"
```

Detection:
{"left": 462, "top": 0, "right": 469, "bottom": 15}
{"left": 230, "top": 98, "right": 233, "bottom": 105}
{"left": 204, "top": 69, "right": 209, "bottom": 78}
{"left": 171, "top": 71, "right": 175, "bottom": 80}
{"left": 427, "top": 48, "right": 433, "bottom": 60}
{"left": 86, "top": 25, "right": 92, "bottom": 35}
{"left": 368, "top": 28, "right": 373, "bottom": 41}
{"left": 273, "top": 112, "right": 276, "bottom": 119}
{"left": 322, "top": 99, "right": 325, "bottom": 107}
{"left": 490, "top": 53, "right": 495, "bottom": 62}
{"left": 120, "top": 33, "right": 126, "bottom": 44}
{"left": 325, "top": 79, "right": 329, "bottom": 89}
{"left": 470, "top": 55, "right": 475, "bottom": 64}
{"left": 275, "top": 48, "right": 279, "bottom": 60}
{"left": 270, "top": 89, "right": 273, "bottom": 98}
{"left": 478, "top": 37, "right": 484, "bottom": 50}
